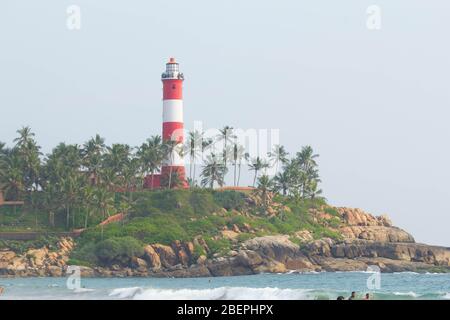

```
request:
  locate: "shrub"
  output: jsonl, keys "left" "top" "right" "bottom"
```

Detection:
{"left": 95, "top": 236, "right": 144, "bottom": 265}
{"left": 204, "top": 237, "right": 232, "bottom": 257}
{"left": 213, "top": 191, "right": 246, "bottom": 211}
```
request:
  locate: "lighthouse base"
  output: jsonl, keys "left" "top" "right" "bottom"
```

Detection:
{"left": 144, "top": 166, "right": 188, "bottom": 189}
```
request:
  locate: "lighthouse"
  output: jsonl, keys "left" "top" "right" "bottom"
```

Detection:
{"left": 143, "top": 58, "right": 188, "bottom": 189}
{"left": 160, "top": 57, "right": 187, "bottom": 187}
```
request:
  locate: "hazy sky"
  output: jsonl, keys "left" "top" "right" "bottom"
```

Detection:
{"left": 1, "top": 1, "right": 449, "bottom": 245}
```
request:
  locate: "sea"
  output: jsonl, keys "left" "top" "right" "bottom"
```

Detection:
{"left": 1, "top": 272, "right": 450, "bottom": 300}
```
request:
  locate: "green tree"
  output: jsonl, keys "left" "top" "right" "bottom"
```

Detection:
{"left": 82, "top": 134, "right": 106, "bottom": 186}
{"left": 137, "top": 135, "right": 164, "bottom": 189}
{"left": 248, "top": 156, "right": 269, "bottom": 187}
{"left": 0, "top": 152, "right": 25, "bottom": 213}
{"left": 200, "top": 153, "right": 226, "bottom": 189}
{"left": 13, "top": 126, "right": 42, "bottom": 196}
{"left": 268, "top": 144, "right": 289, "bottom": 174}
{"left": 231, "top": 141, "right": 245, "bottom": 187}
{"left": 255, "top": 175, "right": 274, "bottom": 209}
{"left": 216, "top": 126, "right": 236, "bottom": 181}
{"left": 162, "top": 140, "right": 184, "bottom": 189}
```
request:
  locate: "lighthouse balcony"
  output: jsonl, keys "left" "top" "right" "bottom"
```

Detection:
{"left": 161, "top": 72, "right": 184, "bottom": 80}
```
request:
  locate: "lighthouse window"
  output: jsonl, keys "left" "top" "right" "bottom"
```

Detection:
{"left": 172, "top": 84, "right": 176, "bottom": 89}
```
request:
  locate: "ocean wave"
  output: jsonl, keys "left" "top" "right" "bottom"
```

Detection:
{"left": 73, "top": 288, "right": 95, "bottom": 293}
{"left": 392, "top": 291, "right": 418, "bottom": 298}
{"left": 109, "top": 286, "right": 317, "bottom": 300}
{"left": 442, "top": 293, "right": 450, "bottom": 299}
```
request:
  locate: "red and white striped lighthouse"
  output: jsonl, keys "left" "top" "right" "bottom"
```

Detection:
{"left": 161, "top": 57, "right": 187, "bottom": 187}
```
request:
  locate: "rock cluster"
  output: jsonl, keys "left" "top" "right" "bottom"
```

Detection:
{"left": 1, "top": 207, "right": 450, "bottom": 278}
{"left": 0, "top": 238, "right": 74, "bottom": 277}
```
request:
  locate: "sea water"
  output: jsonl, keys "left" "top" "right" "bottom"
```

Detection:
{"left": 1, "top": 272, "right": 450, "bottom": 300}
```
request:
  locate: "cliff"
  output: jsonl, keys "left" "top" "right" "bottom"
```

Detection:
{"left": 1, "top": 202, "right": 449, "bottom": 277}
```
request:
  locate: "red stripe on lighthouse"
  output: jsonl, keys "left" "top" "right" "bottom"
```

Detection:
{"left": 163, "top": 79, "right": 183, "bottom": 100}
{"left": 162, "top": 122, "right": 184, "bottom": 142}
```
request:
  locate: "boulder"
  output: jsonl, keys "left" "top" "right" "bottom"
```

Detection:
{"left": 0, "top": 251, "right": 16, "bottom": 262}
{"left": 339, "top": 226, "right": 414, "bottom": 243}
{"left": 244, "top": 235, "right": 299, "bottom": 262}
{"left": 197, "top": 255, "right": 207, "bottom": 265}
{"left": 235, "top": 250, "right": 263, "bottom": 268}
{"left": 152, "top": 244, "right": 178, "bottom": 268}
{"left": 26, "top": 248, "right": 48, "bottom": 267}
{"left": 47, "top": 266, "right": 63, "bottom": 277}
{"left": 172, "top": 241, "right": 190, "bottom": 266}
{"left": 285, "top": 256, "right": 316, "bottom": 271}
{"left": 143, "top": 245, "right": 161, "bottom": 269}
{"left": 131, "top": 257, "right": 148, "bottom": 269}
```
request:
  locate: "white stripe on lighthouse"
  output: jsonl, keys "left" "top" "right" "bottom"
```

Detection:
{"left": 163, "top": 99, "right": 183, "bottom": 123}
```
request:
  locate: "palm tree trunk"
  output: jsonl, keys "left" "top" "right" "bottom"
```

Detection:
{"left": 193, "top": 162, "right": 197, "bottom": 186}
{"left": 66, "top": 205, "right": 70, "bottom": 230}
{"left": 189, "top": 155, "right": 193, "bottom": 181}
{"left": 237, "top": 164, "right": 242, "bottom": 186}
{"left": 151, "top": 169, "right": 155, "bottom": 190}
{"left": 168, "top": 167, "right": 173, "bottom": 189}
{"left": 233, "top": 162, "right": 237, "bottom": 186}
{"left": 253, "top": 170, "right": 258, "bottom": 187}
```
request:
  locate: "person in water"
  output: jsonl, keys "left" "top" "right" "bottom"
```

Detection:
{"left": 348, "top": 291, "right": 356, "bottom": 300}
{"left": 0, "top": 286, "right": 4, "bottom": 295}
{"left": 336, "top": 296, "right": 345, "bottom": 300}
{"left": 363, "top": 293, "right": 371, "bottom": 300}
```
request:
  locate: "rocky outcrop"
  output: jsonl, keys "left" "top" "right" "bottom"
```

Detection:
{"left": 0, "top": 238, "right": 75, "bottom": 277}
{"left": 2, "top": 207, "right": 449, "bottom": 278}
{"left": 152, "top": 244, "right": 178, "bottom": 268}
{"left": 339, "top": 226, "right": 414, "bottom": 243}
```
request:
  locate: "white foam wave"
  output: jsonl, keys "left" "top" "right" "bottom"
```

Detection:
{"left": 442, "top": 293, "right": 450, "bottom": 299}
{"left": 73, "top": 288, "right": 95, "bottom": 293}
{"left": 109, "top": 287, "right": 144, "bottom": 299}
{"left": 392, "top": 291, "right": 418, "bottom": 298}
{"left": 109, "top": 286, "right": 314, "bottom": 300}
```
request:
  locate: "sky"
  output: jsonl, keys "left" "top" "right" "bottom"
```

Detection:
{"left": 1, "top": 1, "right": 449, "bottom": 246}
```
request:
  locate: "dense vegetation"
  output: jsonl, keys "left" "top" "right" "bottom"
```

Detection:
{"left": 1, "top": 127, "right": 331, "bottom": 267}
{"left": 0, "top": 126, "right": 323, "bottom": 231}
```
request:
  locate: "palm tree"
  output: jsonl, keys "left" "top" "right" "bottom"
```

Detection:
{"left": 13, "top": 127, "right": 41, "bottom": 195}
{"left": 306, "top": 179, "right": 323, "bottom": 203}
{"left": 138, "top": 135, "right": 164, "bottom": 189}
{"left": 13, "top": 126, "right": 35, "bottom": 147}
{"left": 296, "top": 145, "right": 319, "bottom": 171}
{"left": 0, "top": 142, "right": 7, "bottom": 156}
{"left": 200, "top": 153, "right": 226, "bottom": 188}
{"left": 237, "top": 152, "right": 250, "bottom": 187}
{"left": 231, "top": 141, "right": 245, "bottom": 186}
{"left": 216, "top": 126, "right": 236, "bottom": 181}
{"left": 186, "top": 131, "right": 202, "bottom": 182}
{"left": 197, "top": 137, "right": 213, "bottom": 186}
{"left": 163, "top": 140, "right": 183, "bottom": 189}
{"left": 93, "top": 187, "right": 115, "bottom": 239}
{"left": 82, "top": 134, "right": 106, "bottom": 185}
{"left": 256, "top": 175, "right": 274, "bottom": 209}
{"left": 0, "top": 152, "right": 25, "bottom": 214}
{"left": 42, "top": 184, "right": 60, "bottom": 227}
{"left": 61, "top": 173, "right": 78, "bottom": 229}
{"left": 248, "top": 157, "right": 269, "bottom": 187}
{"left": 268, "top": 144, "right": 289, "bottom": 174}
{"left": 80, "top": 185, "right": 95, "bottom": 228}
{"left": 273, "top": 170, "right": 291, "bottom": 196}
